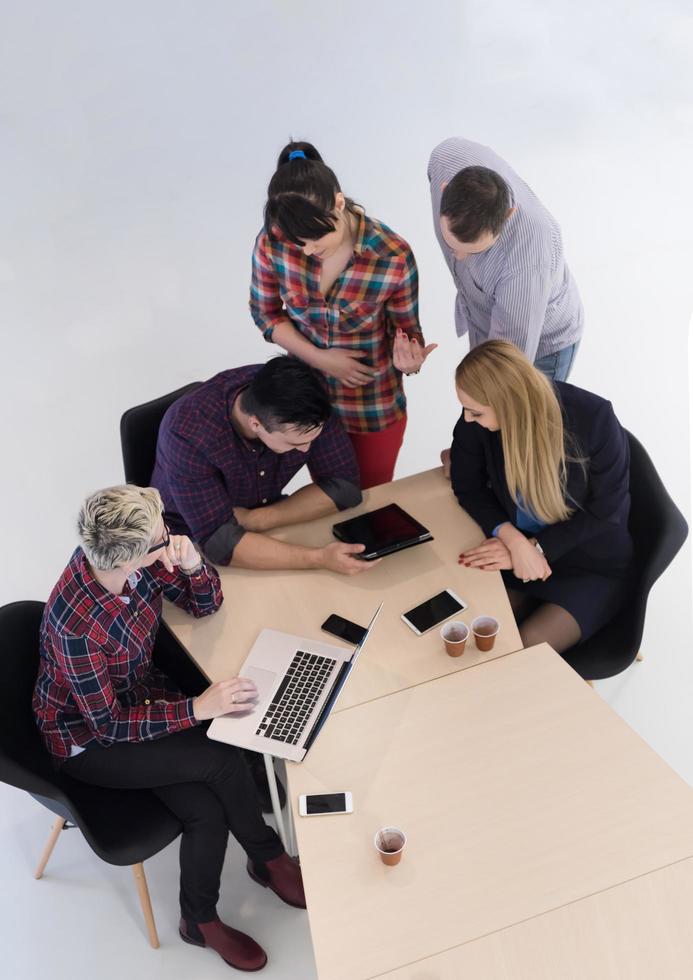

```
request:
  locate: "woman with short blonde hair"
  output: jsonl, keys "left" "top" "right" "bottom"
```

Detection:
{"left": 34, "top": 484, "right": 305, "bottom": 971}
{"left": 451, "top": 341, "right": 633, "bottom": 659}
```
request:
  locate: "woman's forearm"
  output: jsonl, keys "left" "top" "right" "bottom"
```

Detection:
{"left": 271, "top": 319, "right": 324, "bottom": 370}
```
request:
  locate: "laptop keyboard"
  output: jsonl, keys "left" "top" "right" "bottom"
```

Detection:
{"left": 255, "top": 650, "right": 337, "bottom": 746}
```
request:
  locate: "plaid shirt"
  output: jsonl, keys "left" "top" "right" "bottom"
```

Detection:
{"left": 33, "top": 548, "right": 223, "bottom": 762}
{"left": 151, "top": 365, "right": 360, "bottom": 553}
{"left": 250, "top": 212, "right": 425, "bottom": 433}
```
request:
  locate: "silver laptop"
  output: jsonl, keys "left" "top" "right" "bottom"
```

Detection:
{"left": 207, "top": 604, "right": 382, "bottom": 762}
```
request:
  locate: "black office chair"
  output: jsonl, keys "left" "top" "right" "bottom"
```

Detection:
{"left": 120, "top": 381, "right": 201, "bottom": 487}
{"left": 119, "top": 381, "right": 210, "bottom": 698}
{"left": 0, "top": 601, "right": 183, "bottom": 948}
{"left": 562, "top": 431, "right": 688, "bottom": 680}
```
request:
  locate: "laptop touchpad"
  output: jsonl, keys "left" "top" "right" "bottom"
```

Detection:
{"left": 242, "top": 665, "right": 278, "bottom": 707}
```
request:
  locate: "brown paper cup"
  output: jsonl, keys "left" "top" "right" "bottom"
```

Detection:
{"left": 441, "top": 620, "right": 470, "bottom": 657}
{"left": 471, "top": 616, "right": 500, "bottom": 652}
{"left": 374, "top": 827, "right": 407, "bottom": 866}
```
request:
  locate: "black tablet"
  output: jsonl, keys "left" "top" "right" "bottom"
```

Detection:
{"left": 332, "top": 503, "right": 433, "bottom": 560}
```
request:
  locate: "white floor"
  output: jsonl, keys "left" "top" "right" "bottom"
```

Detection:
{"left": 2, "top": 2, "right": 693, "bottom": 977}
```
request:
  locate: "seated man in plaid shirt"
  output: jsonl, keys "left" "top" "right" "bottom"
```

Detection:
{"left": 152, "top": 356, "right": 372, "bottom": 575}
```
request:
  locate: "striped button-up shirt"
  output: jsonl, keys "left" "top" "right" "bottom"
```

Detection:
{"left": 428, "top": 138, "right": 584, "bottom": 362}
{"left": 33, "top": 548, "right": 223, "bottom": 762}
{"left": 250, "top": 212, "right": 425, "bottom": 433}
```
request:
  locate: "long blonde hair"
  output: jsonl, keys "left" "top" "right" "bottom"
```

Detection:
{"left": 455, "top": 341, "right": 575, "bottom": 524}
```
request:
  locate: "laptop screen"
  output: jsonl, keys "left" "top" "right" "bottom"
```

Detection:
{"left": 333, "top": 504, "right": 430, "bottom": 553}
{"left": 303, "top": 603, "right": 383, "bottom": 752}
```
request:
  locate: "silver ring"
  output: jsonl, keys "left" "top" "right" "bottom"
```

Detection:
{"left": 522, "top": 578, "right": 529, "bottom": 583}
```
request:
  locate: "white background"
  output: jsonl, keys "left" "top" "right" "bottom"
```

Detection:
{"left": 1, "top": 2, "right": 692, "bottom": 977}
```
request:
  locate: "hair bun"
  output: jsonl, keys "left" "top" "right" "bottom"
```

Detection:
{"left": 277, "top": 140, "right": 323, "bottom": 167}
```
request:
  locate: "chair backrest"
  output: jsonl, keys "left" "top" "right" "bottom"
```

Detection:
{"left": 565, "top": 431, "right": 688, "bottom": 678}
{"left": 0, "top": 601, "right": 69, "bottom": 802}
{"left": 119, "top": 382, "right": 201, "bottom": 486}
{"left": 626, "top": 431, "right": 689, "bottom": 593}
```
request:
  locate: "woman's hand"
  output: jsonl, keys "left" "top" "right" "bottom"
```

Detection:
{"left": 508, "top": 535, "right": 552, "bottom": 582}
{"left": 459, "top": 537, "right": 513, "bottom": 571}
{"left": 161, "top": 534, "right": 200, "bottom": 573}
{"left": 315, "top": 347, "right": 378, "bottom": 388}
{"left": 192, "top": 678, "right": 259, "bottom": 721}
{"left": 392, "top": 330, "right": 437, "bottom": 375}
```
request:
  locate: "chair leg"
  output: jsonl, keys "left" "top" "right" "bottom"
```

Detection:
{"left": 636, "top": 651, "right": 644, "bottom": 662}
{"left": 34, "top": 816, "right": 66, "bottom": 879}
{"left": 132, "top": 863, "right": 160, "bottom": 949}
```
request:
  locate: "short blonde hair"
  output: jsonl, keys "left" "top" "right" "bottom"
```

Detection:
{"left": 78, "top": 485, "right": 163, "bottom": 571}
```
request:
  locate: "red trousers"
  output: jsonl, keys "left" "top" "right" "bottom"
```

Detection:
{"left": 347, "top": 416, "right": 407, "bottom": 490}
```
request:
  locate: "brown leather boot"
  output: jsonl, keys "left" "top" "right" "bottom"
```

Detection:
{"left": 247, "top": 852, "right": 306, "bottom": 909}
{"left": 179, "top": 916, "right": 267, "bottom": 971}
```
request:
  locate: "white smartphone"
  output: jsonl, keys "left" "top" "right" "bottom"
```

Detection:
{"left": 401, "top": 589, "right": 468, "bottom": 636}
{"left": 298, "top": 792, "right": 354, "bottom": 817}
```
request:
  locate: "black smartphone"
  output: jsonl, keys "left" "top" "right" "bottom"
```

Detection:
{"left": 321, "top": 614, "right": 367, "bottom": 646}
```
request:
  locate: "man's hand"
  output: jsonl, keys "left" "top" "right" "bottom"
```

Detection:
{"left": 459, "top": 537, "right": 513, "bottom": 571}
{"left": 315, "top": 347, "right": 378, "bottom": 388}
{"left": 192, "top": 677, "right": 259, "bottom": 721}
{"left": 392, "top": 330, "right": 437, "bottom": 375}
{"left": 318, "top": 542, "right": 381, "bottom": 575}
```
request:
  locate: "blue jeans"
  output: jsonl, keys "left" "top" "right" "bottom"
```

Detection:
{"left": 534, "top": 342, "right": 580, "bottom": 382}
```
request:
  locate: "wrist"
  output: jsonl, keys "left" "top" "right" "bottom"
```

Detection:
{"left": 180, "top": 559, "right": 204, "bottom": 576}
{"left": 312, "top": 546, "right": 328, "bottom": 570}
{"left": 497, "top": 524, "right": 524, "bottom": 548}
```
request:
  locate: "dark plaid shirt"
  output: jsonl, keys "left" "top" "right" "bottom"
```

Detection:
{"left": 151, "top": 365, "right": 361, "bottom": 561}
{"left": 33, "top": 548, "right": 223, "bottom": 763}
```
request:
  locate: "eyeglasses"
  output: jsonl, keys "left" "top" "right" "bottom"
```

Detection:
{"left": 145, "top": 524, "right": 171, "bottom": 555}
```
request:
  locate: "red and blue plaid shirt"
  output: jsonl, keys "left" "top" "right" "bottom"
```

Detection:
{"left": 250, "top": 212, "right": 425, "bottom": 434}
{"left": 33, "top": 548, "right": 223, "bottom": 762}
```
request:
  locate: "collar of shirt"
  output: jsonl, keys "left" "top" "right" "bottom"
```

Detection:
{"left": 226, "top": 386, "right": 271, "bottom": 458}
{"left": 352, "top": 209, "right": 368, "bottom": 257}
{"left": 76, "top": 549, "right": 139, "bottom": 618}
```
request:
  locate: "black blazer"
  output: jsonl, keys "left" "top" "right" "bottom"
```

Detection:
{"left": 450, "top": 382, "right": 633, "bottom": 573}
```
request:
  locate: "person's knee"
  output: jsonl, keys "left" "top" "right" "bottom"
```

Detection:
{"left": 203, "top": 741, "right": 249, "bottom": 784}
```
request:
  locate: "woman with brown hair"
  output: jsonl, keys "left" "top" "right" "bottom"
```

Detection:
{"left": 451, "top": 340, "right": 633, "bottom": 655}
{"left": 250, "top": 139, "right": 436, "bottom": 489}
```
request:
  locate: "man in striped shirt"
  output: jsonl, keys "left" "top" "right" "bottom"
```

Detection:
{"left": 428, "top": 138, "right": 584, "bottom": 382}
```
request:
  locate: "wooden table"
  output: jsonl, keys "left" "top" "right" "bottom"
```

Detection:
{"left": 286, "top": 644, "right": 693, "bottom": 980}
{"left": 163, "top": 467, "right": 522, "bottom": 712}
{"left": 376, "top": 856, "right": 693, "bottom": 979}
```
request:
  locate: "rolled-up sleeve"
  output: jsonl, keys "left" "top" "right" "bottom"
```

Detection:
{"left": 385, "top": 249, "right": 425, "bottom": 344}
{"left": 489, "top": 268, "right": 552, "bottom": 364}
{"left": 250, "top": 231, "right": 287, "bottom": 341}
{"left": 200, "top": 518, "right": 247, "bottom": 565}
{"left": 307, "top": 415, "right": 362, "bottom": 510}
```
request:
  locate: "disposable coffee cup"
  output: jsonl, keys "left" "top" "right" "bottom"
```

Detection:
{"left": 374, "top": 827, "right": 407, "bottom": 866}
{"left": 471, "top": 615, "right": 500, "bottom": 652}
{"left": 441, "top": 620, "right": 469, "bottom": 657}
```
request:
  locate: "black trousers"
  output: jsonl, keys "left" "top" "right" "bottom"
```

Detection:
{"left": 63, "top": 726, "right": 283, "bottom": 923}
